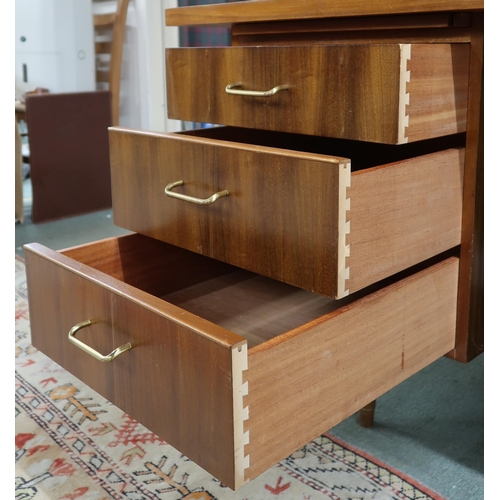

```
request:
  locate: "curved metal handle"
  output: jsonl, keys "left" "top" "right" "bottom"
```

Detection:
{"left": 68, "top": 320, "right": 132, "bottom": 363}
{"left": 225, "top": 82, "right": 289, "bottom": 97}
{"left": 165, "top": 180, "right": 229, "bottom": 205}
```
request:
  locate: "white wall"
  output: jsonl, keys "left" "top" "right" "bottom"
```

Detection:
{"left": 93, "top": 0, "right": 181, "bottom": 132}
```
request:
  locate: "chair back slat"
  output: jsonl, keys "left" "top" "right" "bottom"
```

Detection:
{"left": 93, "top": 0, "right": 129, "bottom": 126}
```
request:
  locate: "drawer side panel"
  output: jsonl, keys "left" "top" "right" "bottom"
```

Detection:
{"left": 347, "top": 147, "right": 464, "bottom": 294}
{"left": 24, "top": 245, "right": 241, "bottom": 488}
{"left": 404, "top": 44, "right": 470, "bottom": 142}
{"left": 244, "top": 257, "right": 458, "bottom": 481}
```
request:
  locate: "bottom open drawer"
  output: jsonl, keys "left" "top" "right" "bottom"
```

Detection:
{"left": 24, "top": 233, "right": 458, "bottom": 489}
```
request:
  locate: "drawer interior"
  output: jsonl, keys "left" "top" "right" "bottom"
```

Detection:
{"left": 61, "top": 233, "right": 456, "bottom": 350}
{"left": 62, "top": 233, "right": 354, "bottom": 348}
{"left": 183, "top": 126, "right": 465, "bottom": 171}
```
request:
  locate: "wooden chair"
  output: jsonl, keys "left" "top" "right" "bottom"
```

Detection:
{"left": 15, "top": 117, "right": 24, "bottom": 224}
{"left": 93, "top": 0, "right": 130, "bottom": 126}
{"left": 22, "top": 0, "right": 130, "bottom": 223}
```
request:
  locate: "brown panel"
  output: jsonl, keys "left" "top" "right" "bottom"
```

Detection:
{"left": 405, "top": 44, "right": 470, "bottom": 142}
{"left": 25, "top": 91, "right": 113, "bottom": 223}
{"left": 109, "top": 128, "right": 344, "bottom": 298}
{"left": 165, "top": 0, "right": 483, "bottom": 27}
{"left": 230, "top": 13, "right": 472, "bottom": 46}
{"left": 60, "top": 233, "right": 239, "bottom": 297}
{"left": 166, "top": 45, "right": 402, "bottom": 144}
{"left": 232, "top": 13, "right": 455, "bottom": 36}
{"left": 454, "top": 12, "right": 484, "bottom": 362}
{"left": 24, "top": 239, "right": 245, "bottom": 488}
{"left": 244, "top": 257, "right": 459, "bottom": 482}
{"left": 347, "top": 148, "right": 464, "bottom": 294}
{"left": 232, "top": 28, "right": 472, "bottom": 46}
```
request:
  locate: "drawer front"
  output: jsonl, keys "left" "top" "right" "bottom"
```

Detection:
{"left": 24, "top": 234, "right": 458, "bottom": 489}
{"left": 110, "top": 126, "right": 463, "bottom": 299}
{"left": 24, "top": 234, "right": 248, "bottom": 489}
{"left": 109, "top": 127, "right": 346, "bottom": 298}
{"left": 166, "top": 44, "right": 469, "bottom": 144}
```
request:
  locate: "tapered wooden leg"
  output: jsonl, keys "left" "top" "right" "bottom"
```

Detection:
{"left": 358, "top": 400, "right": 376, "bottom": 428}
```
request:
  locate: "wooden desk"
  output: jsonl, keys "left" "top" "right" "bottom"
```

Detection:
{"left": 24, "top": 0, "right": 484, "bottom": 490}
{"left": 165, "top": 0, "right": 484, "bottom": 365}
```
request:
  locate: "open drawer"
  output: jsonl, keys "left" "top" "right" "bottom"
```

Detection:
{"left": 24, "top": 233, "right": 459, "bottom": 489}
{"left": 109, "top": 126, "right": 464, "bottom": 298}
{"left": 166, "top": 44, "right": 470, "bottom": 144}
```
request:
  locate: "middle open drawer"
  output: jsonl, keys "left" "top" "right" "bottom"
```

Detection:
{"left": 109, "top": 126, "right": 464, "bottom": 298}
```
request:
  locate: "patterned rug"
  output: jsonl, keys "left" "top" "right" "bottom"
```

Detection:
{"left": 15, "top": 256, "right": 445, "bottom": 500}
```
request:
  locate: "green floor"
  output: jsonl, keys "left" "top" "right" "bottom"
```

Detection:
{"left": 15, "top": 178, "right": 484, "bottom": 500}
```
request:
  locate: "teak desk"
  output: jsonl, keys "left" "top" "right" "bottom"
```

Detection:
{"left": 25, "top": 0, "right": 483, "bottom": 490}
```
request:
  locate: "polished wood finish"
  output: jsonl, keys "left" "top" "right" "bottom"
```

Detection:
{"left": 21, "top": 1, "right": 484, "bottom": 492}
{"left": 358, "top": 401, "right": 377, "bottom": 428}
{"left": 109, "top": 126, "right": 463, "bottom": 298}
{"left": 166, "top": 44, "right": 468, "bottom": 144}
{"left": 24, "top": 234, "right": 247, "bottom": 489}
{"left": 165, "top": 0, "right": 483, "bottom": 27}
{"left": 164, "top": 0, "right": 483, "bottom": 359}
{"left": 347, "top": 147, "right": 464, "bottom": 295}
{"left": 244, "top": 257, "right": 459, "bottom": 482}
{"left": 232, "top": 27, "right": 472, "bottom": 46}
{"left": 23, "top": 233, "right": 459, "bottom": 488}
{"left": 109, "top": 126, "right": 345, "bottom": 298}
{"left": 164, "top": 270, "right": 342, "bottom": 349}
{"left": 405, "top": 44, "right": 469, "bottom": 142}
{"left": 231, "top": 14, "right": 473, "bottom": 46}
{"left": 93, "top": 0, "right": 129, "bottom": 126}
{"left": 232, "top": 13, "right": 460, "bottom": 37}
{"left": 454, "top": 12, "right": 484, "bottom": 362}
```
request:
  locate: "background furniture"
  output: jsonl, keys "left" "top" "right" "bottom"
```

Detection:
{"left": 15, "top": 118, "right": 24, "bottom": 224}
{"left": 25, "top": 91, "right": 113, "bottom": 223}
{"left": 21, "top": 0, "right": 129, "bottom": 223}
{"left": 93, "top": 0, "right": 130, "bottom": 127}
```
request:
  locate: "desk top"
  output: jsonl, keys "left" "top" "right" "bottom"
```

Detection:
{"left": 165, "top": 0, "right": 484, "bottom": 27}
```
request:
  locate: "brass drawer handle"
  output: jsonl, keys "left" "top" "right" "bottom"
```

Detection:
{"left": 225, "top": 82, "right": 289, "bottom": 97}
{"left": 165, "top": 180, "right": 229, "bottom": 205}
{"left": 68, "top": 320, "right": 132, "bottom": 362}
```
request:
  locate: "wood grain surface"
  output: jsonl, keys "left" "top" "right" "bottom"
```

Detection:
{"left": 109, "top": 127, "right": 345, "bottom": 298}
{"left": 405, "top": 44, "right": 470, "bottom": 142}
{"left": 163, "top": 270, "right": 346, "bottom": 348}
{"left": 165, "top": 0, "right": 483, "bottom": 27}
{"left": 244, "top": 257, "right": 459, "bottom": 482}
{"left": 166, "top": 44, "right": 468, "bottom": 144}
{"left": 24, "top": 235, "right": 247, "bottom": 489}
{"left": 347, "top": 147, "right": 464, "bottom": 294}
{"left": 166, "top": 45, "right": 403, "bottom": 144}
{"left": 110, "top": 127, "right": 465, "bottom": 299}
{"left": 454, "top": 12, "right": 484, "bottom": 362}
{"left": 231, "top": 14, "right": 473, "bottom": 46}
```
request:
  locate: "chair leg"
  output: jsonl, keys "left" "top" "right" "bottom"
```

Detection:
{"left": 358, "top": 400, "right": 376, "bottom": 428}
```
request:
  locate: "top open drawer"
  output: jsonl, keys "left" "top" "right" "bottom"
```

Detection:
{"left": 166, "top": 44, "right": 470, "bottom": 144}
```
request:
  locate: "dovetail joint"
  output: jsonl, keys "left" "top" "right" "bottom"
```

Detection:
{"left": 337, "top": 161, "right": 351, "bottom": 299}
{"left": 232, "top": 342, "right": 250, "bottom": 488}
{"left": 399, "top": 44, "right": 411, "bottom": 144}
